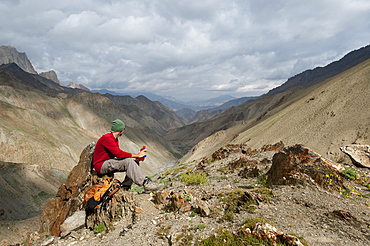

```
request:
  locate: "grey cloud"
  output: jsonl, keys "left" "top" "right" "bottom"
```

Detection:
{"left": 1, "top": 0, "right": 370, "bottom": 101}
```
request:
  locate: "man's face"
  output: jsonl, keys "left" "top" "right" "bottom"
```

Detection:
{"left": 118, "top": 130, "right": 125, "bottom": 137}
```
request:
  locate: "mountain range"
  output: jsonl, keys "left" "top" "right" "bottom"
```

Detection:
{"left": 91, "top": 89, "right": 256, "bottom": 123}
{"left": 165, "top": 44, "right": 370, "bottom": 155}
{"left": 0, "top": 43, "right": 370, "bottom": 244}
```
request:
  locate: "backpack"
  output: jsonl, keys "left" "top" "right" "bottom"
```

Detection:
{"left": 84, "top": 177, "right": 121, "bottom": 210}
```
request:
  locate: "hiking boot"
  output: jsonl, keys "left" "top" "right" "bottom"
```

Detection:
{"left": 143, "top": 177, "right": 164, "bottom": 192}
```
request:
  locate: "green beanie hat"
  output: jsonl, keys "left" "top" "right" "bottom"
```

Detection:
{"left": 111, "top": 119, "right": 125, "bottom": 132}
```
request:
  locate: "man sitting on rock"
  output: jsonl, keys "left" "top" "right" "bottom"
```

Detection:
{"left": 92, "top": 119, "right": 164, "bottom": 192}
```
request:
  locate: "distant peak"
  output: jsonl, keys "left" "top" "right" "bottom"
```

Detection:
{"left": 0, "top": 45, "right": 37, "bottom": 74}
{"left": 67, "top": 82, "right": 90, "bottom": 92}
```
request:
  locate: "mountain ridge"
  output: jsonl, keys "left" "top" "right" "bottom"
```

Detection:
{"left": 0, "top": 61, "right": 183, "bottom": 222}
{"left": 267, "top": 44, "right": 370, "bottom": 96}
{"left": 181, "top": 57, "right": 370, "bottom": 164}
{"left": 165, "top": 44, "right": 370, "bottom": 154}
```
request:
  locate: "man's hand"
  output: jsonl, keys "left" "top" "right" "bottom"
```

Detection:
{"left": 133, "top": 147, "right": 147, "bottom": 161}
{"left": 138, "top": 148, "right": 147, "bottom": 158}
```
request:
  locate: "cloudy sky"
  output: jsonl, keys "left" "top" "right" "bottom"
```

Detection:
{"left": 1, "top": 0, "right": 370, "bottom": 101}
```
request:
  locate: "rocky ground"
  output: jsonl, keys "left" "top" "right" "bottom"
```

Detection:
{"left": 3, "top": 143, "right": 370, "bottom": 246}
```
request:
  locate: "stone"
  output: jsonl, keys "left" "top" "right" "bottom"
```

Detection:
{"left": 266, "top": 144, "right": 345, "bottom": 189}
{"left": 39, "top": 142, "right": 137, "bottom": 238}
{"left": 196, "top": 200, "right": 210, "bottom": 217}
{"left": 251, "top": 223, "right": 304, "bottom": 246}
{"left": 152, "top": 190, "right": 169, "bottom": 205}
{"left": 170, "top": 192, "right": 184, "bottom": 212}
{"left": 340, "top": 144, "right": 370, "bottom": 168}
{"left": 60, "top": 210, "right": 86, "bottom": 237}
{"left": 40, "top": 142, "right": 95, "bottom": 236}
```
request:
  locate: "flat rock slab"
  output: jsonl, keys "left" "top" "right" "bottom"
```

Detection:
{"left": 340, "top": 145, "right": 370, "bottom": 168}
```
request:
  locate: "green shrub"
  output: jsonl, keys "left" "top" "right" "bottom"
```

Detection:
{"left": 93, "top": 223, "right": 106, "bottom": 234}
{"left": 219, "top": 189, "right": 257, "bottom": 222}
{"left": 196, "top": 228, "right": 274, "bottom": 246}
{"left": 197, "top": 223, "right": 207, "bottom": 230}
{"left": 181, "top": 172, "right": 209, "bottom": 185}
{"left": 157, "top": 225, "right": 172, "bottom": 239}
{"left": 242, "top": 218, "right": 269, "bottom": 228}
{"left": 129, "top": 184, "right": 145, "bottom": 193}
{"left": 341, "top": 168, "right": 359, "bottom": 180}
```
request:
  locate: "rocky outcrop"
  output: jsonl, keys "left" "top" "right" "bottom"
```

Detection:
{"left": 39, "top": 70, "right": 62, "bottom": 85}
{"left": 266, "top": 144, "right": 345, "bottom": 189}
{"left": 340, "top": 144, "right": 370, "bottom": 168}
{"left": 0, "top": 45, "right": 37, "bottom": 74}
{"left": 249, "top": 223, "right": 304, "bottom": 246}
{"left": 38, "top": 142, "right": 136, "bottom": 239}
{"left": 39, "top": 142, "right": 95, "bottom": 237}
{"left": 67, "top": 82, "right": 90, "bottom": 92}
{"left": 14, "top": 142, "right": 370, "bottom": 246}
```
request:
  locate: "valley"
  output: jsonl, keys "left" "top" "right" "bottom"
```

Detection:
{"left": 0, "top": 44, "right": 370, "bottom": 245}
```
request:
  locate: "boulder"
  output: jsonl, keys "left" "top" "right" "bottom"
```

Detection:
{"left": 340, "top": 144, "right": 370, "bottom": 168}
{"left": 38, "top": 142, "right": 136, "bottom": 238}
{"left": 266, "top": 144, "right": 345, "bottom": 189}
{"left": 39, "top": 142, "right": 96, "bottom": 236}
{"left": 251, "top": 223, "right": 304, "bottom": 246}
{"left": 60, "top": 210, "right": 86, "bottom": 237}
{"left": 196, "top": 199, "right": 210, "bottom": 217}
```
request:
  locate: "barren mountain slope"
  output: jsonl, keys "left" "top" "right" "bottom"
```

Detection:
{"left": 182, "top": 58, "right": 370, "bottom": 163}
{"left": 0, "top": 60, "right": 182, "bottom": 224}
{"left": 0, "top": 86, "right": 179, "bottom": 224}
{"left": 0, "top": 162, "right": 66, "bottom": 221}
{"left": 172, "top": 87, "right": 310, "bottom": 157}
{"left": 105, "top": 94, "right": 186, "bottom": 135}
{"left": 164, "top": 45, "right": 370, "bottom": 153}
{"left": 67, "top": 92, "right": 182, "bottom": 162}
{"left": 0, "top": 86, "right": 97, "bottom": 170}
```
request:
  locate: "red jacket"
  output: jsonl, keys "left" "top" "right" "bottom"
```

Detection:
{"left": 92, "top": 132, "right": 132, "bottom": 173}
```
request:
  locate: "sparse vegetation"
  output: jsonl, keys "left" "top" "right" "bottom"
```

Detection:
{"left": 242, "top": 217, "right": 270, "bottom": 227}
{"left": 156, "top": 225, "right": 172, "bottom": 239}
{"left": 254, "top": 187, "right": 273, "bottom": 200}
{"left": 207, "top": 157, "right": 215, "bottom": 164}
{"left": 181, "top": 172, "right": 209, "bottom": 185}
{"left": 196, "top": 227, "right": 279, "bottom": 246}
{"left": 258, "top": 174, "right": 269, "bottom": 186}
{"left": 341, "top": 167, "right": 359, "bottom": 180}
{"left": 93, "top": 223, "right": 106, "bottom": 234}
{"left": 219, "top": 189, "right": 258, "bottom": 222}
{"left": 196, "top": 218, "right": 308, "bottom": 246}
{"left": 181, "top": 193, "right": 193, "bottom": 202}
{"left": 129, "top": 184, "right": 145, "bottom": 194}
{"left": 196, "top": 223, "right": 207, "bottom": 230}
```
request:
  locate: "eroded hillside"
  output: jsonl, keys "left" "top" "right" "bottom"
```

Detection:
{"left": 181, "top": 57, "right": 370, "bottom": 164}
{"left": 165, "top": 45, "right": 370, "bottom": 155}
{"left": 0, "top": 62, "right": 182, "bottom": 223}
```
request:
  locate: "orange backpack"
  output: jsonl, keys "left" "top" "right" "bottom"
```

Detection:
{"left": 84, "top": 178, "right": 121, "bottom": 210}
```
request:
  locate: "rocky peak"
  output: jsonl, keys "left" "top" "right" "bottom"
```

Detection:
{"left": 39, "top": 70, "right": 62, "bottom": 85}
{"left": 67, "top": 82, "right": 91, "bottom": 92}
{"left": 0, "top": 45, "right": 37, "bottom": 74}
